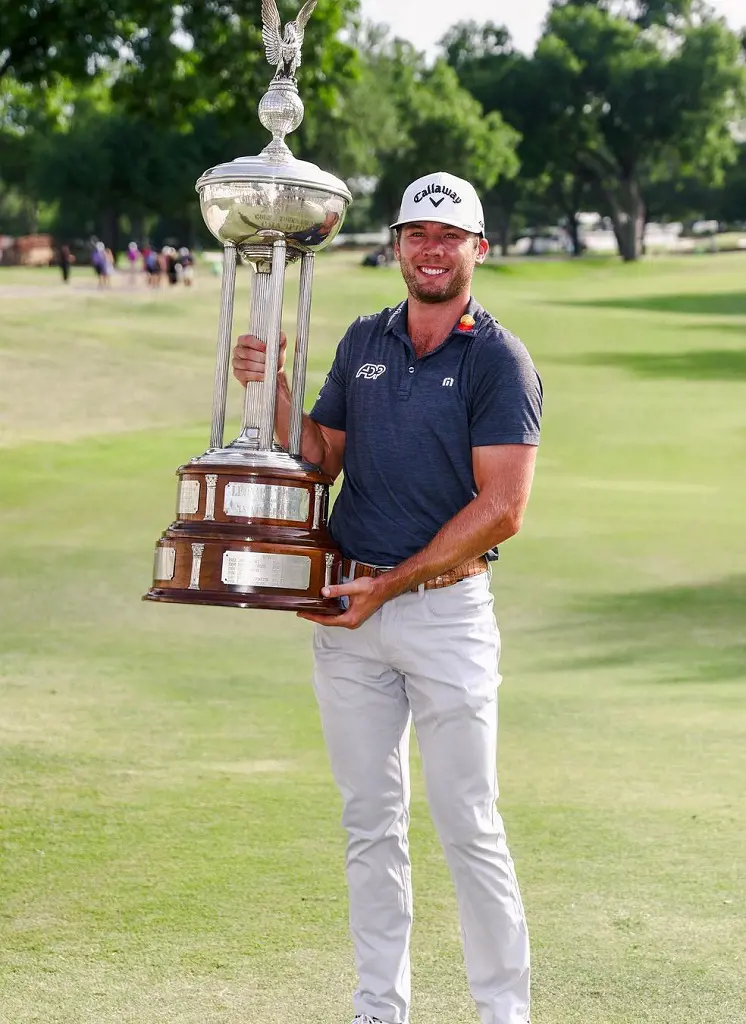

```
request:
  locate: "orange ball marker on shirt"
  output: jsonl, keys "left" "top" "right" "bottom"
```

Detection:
{"left": 457, "top": 315, "right": 476, "bottom": 332}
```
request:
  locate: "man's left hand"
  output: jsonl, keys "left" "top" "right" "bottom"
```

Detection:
{"left": 297, "top": 576, "right": 390, "bottom": 629}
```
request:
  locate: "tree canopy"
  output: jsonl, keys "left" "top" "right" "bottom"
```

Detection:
{"left": 534, "top": 0, "right": 746, "bottom": 258}
{"left": 1, "top": 0, "right": 745, "bottom": 260}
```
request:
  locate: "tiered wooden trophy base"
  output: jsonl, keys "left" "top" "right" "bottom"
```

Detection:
{"left": 144, "top": 451, "right": 342, "bottom": 613}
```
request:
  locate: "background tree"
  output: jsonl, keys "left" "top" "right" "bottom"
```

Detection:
{"left": 0, "top": 1, "right": 154, "bottom": 86}
{"left": 535, "top": 0, "right": 746, "bottom": 260}
{"left": 112, "top": 0, "right": 359, "bottom": 151}
{"left": 297, "top": 21, "right": 402, "bottom": 187}
{"left": 442, "top": 21, "right": 595, "bottom": 255}
{"left": 715, "top": 140, "right": 746, "bottom": 223}
{"left": 2, "top": 1, "right": 746, "bottom": 253}
{"left": 1, "top": 0, "right": 362, "bottom": 248}
{"left": 0, "top": 75, "right": 74, "bottom": 233}
{"left": 441, "top": 23, "right": 536, "bottom": 253}
{"left": 360, "top": 35, "right": 520, "bottom": 227}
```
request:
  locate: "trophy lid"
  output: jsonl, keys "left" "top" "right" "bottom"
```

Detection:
{"left": 196, "top": 152, "right": 351, "bottom": 205}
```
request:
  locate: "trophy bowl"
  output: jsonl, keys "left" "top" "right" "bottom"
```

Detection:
{"left": 198, "top": 162, "right": 350, "bottom": 255}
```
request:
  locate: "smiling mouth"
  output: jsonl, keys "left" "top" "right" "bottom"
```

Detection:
{"left": 418, "top": 266, "right": 449, "bottom": 278}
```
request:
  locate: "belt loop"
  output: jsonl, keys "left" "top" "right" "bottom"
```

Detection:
{"left": 417, "top": 582, "right": 425, "bottom": 599}
{"left": 348, "top": 559, "right": 357, "bottom": 583}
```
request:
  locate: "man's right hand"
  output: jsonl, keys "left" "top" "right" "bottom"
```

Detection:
{"left": 232, "top": 333, "right": 287, "bottom": 385}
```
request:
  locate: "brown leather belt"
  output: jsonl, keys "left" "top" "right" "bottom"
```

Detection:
{"left": 341, "top": 555, "right": 488, "bottom": 592}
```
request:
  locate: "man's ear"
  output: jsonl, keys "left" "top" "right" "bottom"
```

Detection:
{"left": 393, "top": 237, "right": 401, "bottom": 261}
{"left": 475, "top": 237, "right": 490, "bottom": 264}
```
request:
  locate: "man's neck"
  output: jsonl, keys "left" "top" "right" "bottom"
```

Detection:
{"left": 406, "top": 291, "right": 471, "bottom": 357}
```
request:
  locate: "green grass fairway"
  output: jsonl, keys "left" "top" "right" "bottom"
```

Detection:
{"left": 1, "top": 253, "right": 745, "bottom": 1024}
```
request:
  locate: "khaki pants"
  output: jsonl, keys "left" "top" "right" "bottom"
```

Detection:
{"left": 313, "top": 573, "right": 530, "bottom": 1024}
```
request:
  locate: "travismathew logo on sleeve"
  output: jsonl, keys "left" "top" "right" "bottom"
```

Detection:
{"left": 414, "top": 183, "right": 462, "bottom": 208}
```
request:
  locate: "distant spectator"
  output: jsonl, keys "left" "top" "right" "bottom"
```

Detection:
{"left": 179, "top": 246, "right": 195, "bottom": 286}
{"left": 126, "top": 241, "right": 140, "bottom": 284}
{"left": 144, "top": 246, "right": 161, "bottom": 287}
{"left": 164, "top": 246, "right": 179, "bottom": 286}
{"left": 103, "top": 247, "right": 115, "bottom": 287}
{"left": 58, "top": 243, "right": 74, "bottom": 283}
{"left": 91, "top": 241, "right": 107, "bottom": 287}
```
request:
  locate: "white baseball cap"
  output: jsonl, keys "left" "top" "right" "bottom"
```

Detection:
{"left": 390, "top": 171, "right": 485, "bottom": 235}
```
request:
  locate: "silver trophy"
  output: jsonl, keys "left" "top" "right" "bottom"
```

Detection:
{"left": 145, "top": 0, "right": 351, "bottom": 612}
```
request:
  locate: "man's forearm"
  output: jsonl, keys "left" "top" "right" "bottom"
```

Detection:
{"left": 371, "top": 493, "right": 521, "bottom": 602}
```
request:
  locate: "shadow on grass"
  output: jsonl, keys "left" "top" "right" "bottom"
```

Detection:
{"left": 566, "top": 348, "right": 746, "bottom": 381}
{"left": 479, "top": 256, "right": 618, "bottom": 278}
{"left": 546, "top": 575, "right": 746, "bottom": 683}
{"left": 562, "top": 291, "right": 746, "bottom": 316}
{"left": 686, "top": 322, "right": 746, "bottom": 339}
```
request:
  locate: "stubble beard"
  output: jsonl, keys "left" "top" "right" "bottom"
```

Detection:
{"left": 400, "top": 257, "right": 473, "bottom": 305}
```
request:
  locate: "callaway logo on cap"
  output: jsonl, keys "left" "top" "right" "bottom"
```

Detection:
{"left": 391, "top": 171, "right": 485, "bottom": 235}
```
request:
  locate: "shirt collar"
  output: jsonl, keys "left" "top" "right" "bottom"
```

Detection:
{"left": 384, "top": 301, "right": 408, "bottom": 338}
{"left": 384, "top": 297, "right": 486, "bottom": 342}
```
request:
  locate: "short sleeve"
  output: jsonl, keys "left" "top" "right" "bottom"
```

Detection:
{"left": 468, "top": 330, "right": 543, "bottom": 447}
{"left": 309, "top": 325, "right": 352, "bottom": 431}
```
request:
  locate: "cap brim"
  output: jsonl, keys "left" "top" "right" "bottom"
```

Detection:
{"left": 390, "top": 215, "right": 484, "bottom": 235}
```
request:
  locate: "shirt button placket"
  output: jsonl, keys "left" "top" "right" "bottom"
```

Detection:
{"left": 399, "top": 363, "right": 415, "bottom": 399}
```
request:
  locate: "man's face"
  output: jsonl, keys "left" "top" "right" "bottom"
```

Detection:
{"left": 394, "top": 222, "right": 489, "bottom": 304}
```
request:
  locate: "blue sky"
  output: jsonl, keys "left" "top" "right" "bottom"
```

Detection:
{"left": 359, "top": 0, "right": 745, "bottom": 57}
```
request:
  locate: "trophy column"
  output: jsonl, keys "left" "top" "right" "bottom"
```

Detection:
{"left": 209, "top": 242, "right": 238, "bottom": 451}
{"left": 289, "top": 253, "right": 315, "bottom": 455}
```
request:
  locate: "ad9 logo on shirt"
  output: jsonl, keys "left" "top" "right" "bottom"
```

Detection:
{"left": 356, "top": 363, "right": 387, "bottom": 380}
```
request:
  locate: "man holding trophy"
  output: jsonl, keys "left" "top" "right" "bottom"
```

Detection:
{"left": 233, "top": 171, "right": 542, "bottom": 1024}
{"left": 146, "top": 0, "right": 541, "bottom": 1019}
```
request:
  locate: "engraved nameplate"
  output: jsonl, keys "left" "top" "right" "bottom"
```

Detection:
{"left": 224, "top": 482, "right": 310, "bottom": 523}
{"left": 154, "top": 546, "right": 176, "bottom": 581}
{"left": 221, "top": 551, "right": 311, "bottom": 591}
{"left": 178, "top": 479, "right": 200, "bottom": 515}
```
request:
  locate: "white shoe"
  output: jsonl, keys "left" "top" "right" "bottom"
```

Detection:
{"left": 352, "top": 1017, "right": 385, "bottom": 1024}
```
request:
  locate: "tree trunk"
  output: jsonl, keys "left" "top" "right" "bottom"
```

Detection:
{"left": 641, "top": 209, "right": 650, "bottom": 257}
{"left": 609, "top": 215, "right": 625, "bottom": 256}
{"left": 24, "top": 198, "right": 38, "bottom": 234}
{"left": 567, "top": 173, "right": 588, "bottom": 256}
{"left": 495, "top": 211, "right": 511, "bottom": 256}
{"left": 607, "top": 175, "right": 645, "bottom": 262}
{"left": 566, "top": 212, "right": 583, "bottom": 256}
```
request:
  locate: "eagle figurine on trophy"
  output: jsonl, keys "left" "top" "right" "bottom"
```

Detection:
{"left": 261, "top": 0, "right": 318, "bottom": 80}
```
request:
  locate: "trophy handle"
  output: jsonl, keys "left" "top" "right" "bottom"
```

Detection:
{"left": 288, "top": 251, "right": 315, "bottom": 456}
{"left": 209, "top": 242, "right": 238, "bottom": 451}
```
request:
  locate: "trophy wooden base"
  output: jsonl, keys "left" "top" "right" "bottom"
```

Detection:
{"left": 144, "top": 453, "right": 343, "bottom": 614}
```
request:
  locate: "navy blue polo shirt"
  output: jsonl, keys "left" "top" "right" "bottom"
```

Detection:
{"left": 310, "top": 298, "right": 542, "bottom": 566}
